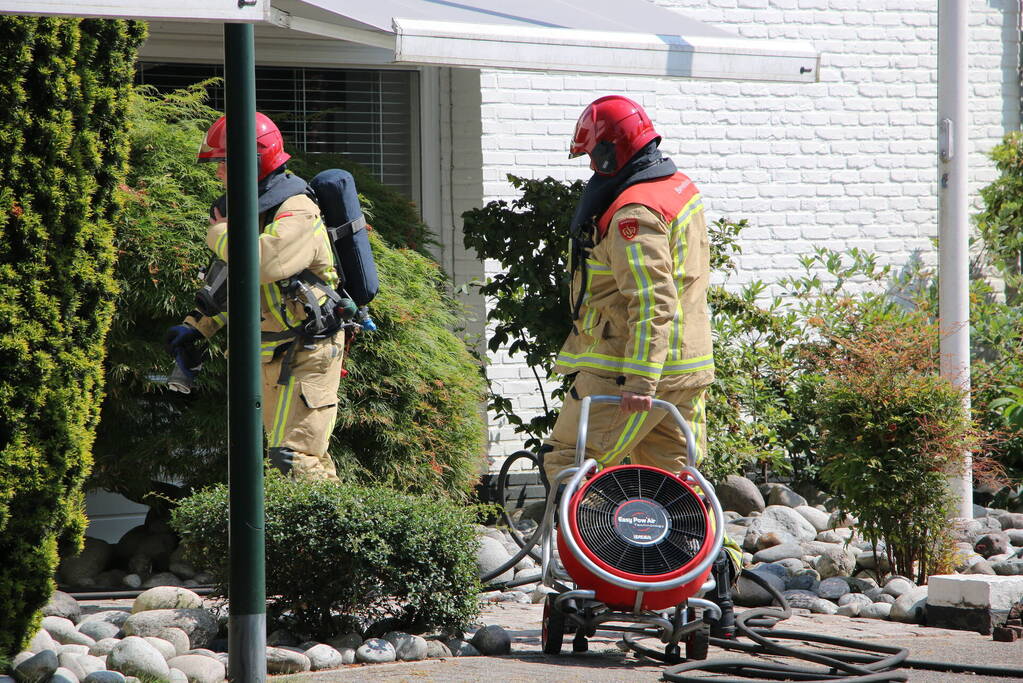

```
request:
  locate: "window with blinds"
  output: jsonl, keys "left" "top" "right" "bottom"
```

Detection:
{"left": 136, "top": 62, "right": 419, "bottom": 201}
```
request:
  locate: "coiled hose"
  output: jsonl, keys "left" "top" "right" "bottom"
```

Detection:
{"left": 485, "top": 451, "right": 1023, "bottom": 681}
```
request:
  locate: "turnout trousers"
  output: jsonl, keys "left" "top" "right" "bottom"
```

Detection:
{"left": 541, "top": 371, "right": 742, "bottom": 570}
{"left": 541, "top": 371, "right": 709, "bottom": 483}
{"left": 262, "top": 335, "right": 344, "bottom": 482}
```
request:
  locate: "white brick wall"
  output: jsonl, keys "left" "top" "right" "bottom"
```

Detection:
{"left": 445, "top": 0, "right": 1021, "bottom": 466}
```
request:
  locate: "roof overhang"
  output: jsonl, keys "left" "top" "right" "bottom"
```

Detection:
{"left": 1, "top": 0, "right": 819, "bottom": 83}
{"left": 0, "top": 0, "right": 270, "bottom": 22}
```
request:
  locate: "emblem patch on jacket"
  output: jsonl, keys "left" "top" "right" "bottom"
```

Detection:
{"left": 618, "top": 218, "right": 639, "bottom": 240}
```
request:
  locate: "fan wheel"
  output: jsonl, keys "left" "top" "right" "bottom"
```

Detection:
{"left": 541, "top": 594, "right": 565, "bottom": 655}
{"left": 685, "top": 622, "right": 710, "bottom": 661}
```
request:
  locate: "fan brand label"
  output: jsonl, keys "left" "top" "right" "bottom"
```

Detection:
{"left": 613, "top": 498, "right": 670, "bottom": 546}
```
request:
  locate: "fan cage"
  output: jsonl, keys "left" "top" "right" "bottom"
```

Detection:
{"left": 574, "top": 466, "right": 707, "bottom": 576}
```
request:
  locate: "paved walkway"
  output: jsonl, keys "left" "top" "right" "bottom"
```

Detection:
{"left": 80, "top": 598, "right": 1023, "bottom": 682}
{"left": 275, "top": 602, "right": 1023, "bottom": 682}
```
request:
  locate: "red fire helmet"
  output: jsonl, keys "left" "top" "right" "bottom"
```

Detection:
{"left": 570, "top": 95, "right": 660, "bottom": 176}
{"left": 197, "top": 111, "right": 291, "bottom": 180}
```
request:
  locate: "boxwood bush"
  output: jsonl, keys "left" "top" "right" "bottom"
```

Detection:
{"left": 171, "top": 474, "right": 481, "bottom": 638}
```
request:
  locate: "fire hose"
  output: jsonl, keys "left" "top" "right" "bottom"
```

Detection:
{"left": 483, "top": 450, "right": 1023, "bottom": 682}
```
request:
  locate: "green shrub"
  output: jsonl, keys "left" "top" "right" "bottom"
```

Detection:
{"left": 330, "top": 231, "right": 487, "bottom": 498}
{"left": 91, "top": 84, "right": 228, "bottom": 502}
{"left": 462, "top": 175, "right": 580, "bottom": 448}
{"left": 978, "top": 131, "right": 1023, "bottom": 304}
{"left": 0, "top": 16, "right": 145, "bottom": 658}
{"left": 811, "top": 314, "right": 988, "bottom": 582}
{"left": 171, "top": 474, "right": 481, "bottom": 638}
{"left": 92, "top": 86, "right": 486, "bottom": 503}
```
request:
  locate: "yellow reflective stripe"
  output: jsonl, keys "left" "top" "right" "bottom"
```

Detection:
{"left": 625, "top": 243, "right": 658, "bottom": 371}
{"left": 580, "top": 259, "right": 599, "bottom": 337}
{"left": 662, "top": 354, "right": 715, "bottom": 375}
{"left": 668, "top": 195, "right": 700, "bottom": 361}
{"left": 556, "top": 350, "right": 663, "bottom": 377}
{"left": 213, "top": 312, "right": 228, "bottom": 326}
{"left": 598, "top": 411, "right": 649, "bottom": 464}
{"left": 314, "top": 217, "right": 340, "bottom": 288}
{"left": 262, "top": 283, "right": 288, "bottom": 328}
{"left": 692, "top": 392, "right": 706, "bottom": 463}
{"left": 213, "top": 231, "right": 228, "bottom": 260}
{"left": 585, "top": 258, "right": 612, "bottom": 275}
{"left": 269, "top": 376, "right": 296, "bottom": 448}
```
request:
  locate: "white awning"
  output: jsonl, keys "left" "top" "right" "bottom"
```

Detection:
{"left": 2, "top": 0, "right": 819, "bottom": 82}
{"left": 270, "top": 0, "right": 819, "bottom": 82}
{"left": 0, "top": 0, "right": 269, "bottom": 22}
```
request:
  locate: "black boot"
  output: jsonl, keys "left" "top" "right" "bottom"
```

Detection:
{"left": 706, "top": 549, "right": 736, "bottom": 639}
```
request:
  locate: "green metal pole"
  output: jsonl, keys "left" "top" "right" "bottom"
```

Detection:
{"left": 224, "top": 22, "right": 266, "bottom": 682}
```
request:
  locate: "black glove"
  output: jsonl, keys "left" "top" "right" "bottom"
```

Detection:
{"left": 164, "top": 324, "right": 202, "bottom": 357}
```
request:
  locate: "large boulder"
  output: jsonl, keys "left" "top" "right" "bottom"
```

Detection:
{"left": 766, "top": 485, "right": 808, "bottom": 508}
{"left": 58, "top": 537, "right": 113, "bottom": 587}
{"left": 997, "top": 512, "right": 1023, "bottom": 530}
{"left": 42, "top": 591, "right": 81, "bottom": 624}
{"left": 815, "top": 545, "right": 856, "bottom": 579}
{"left": 166, "top": 654, "right": 226, "bottom": 683}
{"left": 794, "top": 506, "right": 831, "bottom": 533}
{"left": 747, "top": 506, "right": 818, "bottom": 544}
{"left": 469, "top": 625, "right": 511, "bottom": 655}
{"left": 715, "top": 476, "right": 766, "bottom": 515}
{"left": 122, "top": 608, "right": 219, "bottom": 649}
{"left": 734, "top": 565, "right": 786, "bottom": 607}
{"left": 266, "top": 647, "right": 311, "bottom": 674}
{"left": 14, "top": 650, "right": 59, "bottom": 683}
{"left": 752, "top": 543, "right": 804, "bottom": 563}
{"left": 303, "top": 644, "right": 344, "bottom": 671}
{"left": 133, "top": 587, "right": 205, "bottom": 613}
{"left": 974, "top": 532, "right": 1010, "bottom": 559}
{"left": 890, "top": 586, "right": 928, "bottom": 624}
{"left": 42, "top": 616, "right": 95, "bottom": 647}
{"left": 107, "top": 636, "right": 172, "bottom": 681}
{"left": 384, "top": 632, "right": 429, "bottom": 661}
{"left": 476, "top": 536, "right": 514, "bottom": 584}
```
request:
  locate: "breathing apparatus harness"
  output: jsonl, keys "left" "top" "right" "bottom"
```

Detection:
{"left": 195, "top": 168, "right": 371, "bottom": 386}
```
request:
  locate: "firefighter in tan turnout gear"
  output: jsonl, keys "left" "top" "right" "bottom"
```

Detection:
{"left": 164, "top": 112, "right": 344, "bottom": 482}
{"left": 540, "top": 95, "right": 741, "bottom": 637}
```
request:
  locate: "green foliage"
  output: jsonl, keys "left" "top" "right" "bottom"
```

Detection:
{"left": 462, "top": 175, "right": 581, "bottom": 448}
{"left": 171, "top": 474, "right": 481, "bottom": 639}
{"left": 91, "top": 84, "right": 227, "bottom": 501}
{"left": 811, "top": 315, "right": 978, "bottom": 582}
{"left": 92, "top": 86, "right": 485, "bottom": 503}
{"left": 978, "top": 131, "right": 1023, "bottom": 304}
{"left": 331, "top": 230, "right": 486, "bottom": 499}
{"left": 703, "top": 219, "right": 800, "bottom": 481}
{"left": 0, "top": 16, "right": 145, "bottom": 658}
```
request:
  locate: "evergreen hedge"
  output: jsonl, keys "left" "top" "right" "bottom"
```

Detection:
{"left": 0, "top": 16, "right": 145, "bottom": 657}
{"left": 91, "top": 87, "right": 486, "bottom": 503}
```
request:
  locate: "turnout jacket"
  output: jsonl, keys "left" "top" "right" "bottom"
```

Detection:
{"left": 186, "top": 193, "right": 340, "bottom": 362}
{"left": 553, "top": 171, "right": 714, "bottom": 396}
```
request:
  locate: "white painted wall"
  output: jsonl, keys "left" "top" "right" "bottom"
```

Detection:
{"left": 451, "top": 0, "right": 1020, "bottom": 466}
